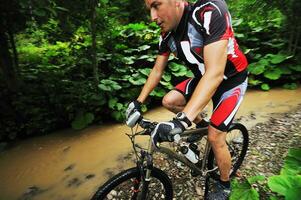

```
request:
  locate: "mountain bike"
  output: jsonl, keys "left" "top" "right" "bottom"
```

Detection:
{"left": 91, "top": 116, "right": 249, "bottom": 200}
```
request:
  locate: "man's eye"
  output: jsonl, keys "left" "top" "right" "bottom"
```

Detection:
{"left": 153, "top": 3, "right": 160, "bottom": 9}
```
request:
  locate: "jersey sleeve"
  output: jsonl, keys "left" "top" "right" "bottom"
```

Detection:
{"left": 193, "top": 1, "right": 232, "bottom": 46}
{"left": 158, "top": 33, "right": 170, "bottom": 56}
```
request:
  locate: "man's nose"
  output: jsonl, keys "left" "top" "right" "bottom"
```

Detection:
{"left": 150, "top": 9, "right": 158, "bottom": 22}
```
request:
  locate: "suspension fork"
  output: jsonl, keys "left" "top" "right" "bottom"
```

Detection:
{"left": 138, "top": 138, "right": 154, "bottom": 199}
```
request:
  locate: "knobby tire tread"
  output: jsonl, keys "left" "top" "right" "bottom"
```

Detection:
{"left": 91, "top": 167, "right": 173, "bottom": 200}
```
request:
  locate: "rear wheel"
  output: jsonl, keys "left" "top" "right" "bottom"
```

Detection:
{"left": 91, "top": 167, "right": 173, "bottom": 200}
{"left": 207, "top": 123, "right": 249, "bottom": 179}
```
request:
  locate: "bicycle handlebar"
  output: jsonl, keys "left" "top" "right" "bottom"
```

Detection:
{"left": 137, "top": 118, "right": 183, "bottom": 143}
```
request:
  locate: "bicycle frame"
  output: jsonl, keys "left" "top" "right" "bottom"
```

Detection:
{"left": 133, "top": 126, "right": 219, "bottom": 197}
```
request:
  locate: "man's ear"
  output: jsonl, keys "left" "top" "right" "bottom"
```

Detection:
{"left": 175, "top": 0, "right": 184, "bottom": 8}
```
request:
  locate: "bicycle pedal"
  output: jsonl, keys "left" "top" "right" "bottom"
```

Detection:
{"left": 190, "top": 169, "right": 200, "bottom": 177}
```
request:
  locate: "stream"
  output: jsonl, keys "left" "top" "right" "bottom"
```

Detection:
{"left": 0, "top": 88, "right": 301, "bottom": 200}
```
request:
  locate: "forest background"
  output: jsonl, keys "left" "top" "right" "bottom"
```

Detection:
{"left": 0, "top": 0, "right": 300, "bottom": 142}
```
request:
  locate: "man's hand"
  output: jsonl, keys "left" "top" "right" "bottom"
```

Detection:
{"left": 151, "top": 112, "right": 192, "bottom": 147}
{"left": 125, "top": 100, "right": 142, "bottom": 127}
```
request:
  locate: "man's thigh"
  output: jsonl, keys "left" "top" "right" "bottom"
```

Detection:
{"left": 210, "top": 78, "right": 248, "bottom": 131}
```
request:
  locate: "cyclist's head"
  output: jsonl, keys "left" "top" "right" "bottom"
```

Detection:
{"left": 145, "top": 0, "right": 186, "bottom": 32}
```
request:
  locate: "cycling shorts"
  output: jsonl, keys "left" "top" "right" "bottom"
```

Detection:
{"left": 174, "top": 70, "right": 248, "bottom": 131}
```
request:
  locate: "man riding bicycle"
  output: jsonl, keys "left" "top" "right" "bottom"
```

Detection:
{"left": 126, "top": 0, "right": 248, "bottom": 199}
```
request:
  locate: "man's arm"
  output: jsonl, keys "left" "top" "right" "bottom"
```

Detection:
{"left": 137, "top": 54, "right": 169, "bottom": 103}
{"left": 183, "top": 40, "right": 228, "bottom": 121}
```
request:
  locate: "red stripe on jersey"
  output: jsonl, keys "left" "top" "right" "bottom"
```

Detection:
{"left": 199, "top": 6, "right": 215, "bottom": 21}
{"left": 229, "top": 45, "right": 248, "bottom": 72}
{"left": 211, "top": 89, "right": 240, "bottom": 126}
{"left": 221, "top": 13, "right": 232, "bottom": 40}
{"left": 193, "top": 47, "right": 202, "bottom": 55}
{"left": 221, "top": 13, "right": 248, "bottom": 72}
{"left": 175, "top": 78, "right": 192, "bottom": 93}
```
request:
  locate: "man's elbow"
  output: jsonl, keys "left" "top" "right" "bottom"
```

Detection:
{"left": 216, "top": 73, "right": 224, "bottom": 83}
{"left": 205, "top": 70, "right": 224, "bottom": 83}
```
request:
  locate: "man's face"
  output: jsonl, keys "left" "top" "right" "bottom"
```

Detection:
{"left": 145, "top": 0, "right": 180, "bottom": 32}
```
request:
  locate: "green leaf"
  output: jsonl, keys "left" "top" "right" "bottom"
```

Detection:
{"left": 139, "top": 68, "right": 151, "bottom": 76}
{"left": 150, "top": 87, "right": 166, "bottom": 97}
{"left": 285, "top": 187, "right": 301, "bottom": 200}
{"left": 123, "top": 56, "right": 136, "bottom": 65}
{"left": 248, "top": 78, "right": 262, "bottom": 86}
{"left": 230, "top": 180, "right": 259, "bottom": 200}
{"left": 162, "top": 73, "right": 171, "bottom": 81}
{"left": 279, "top": 67, "right": 292, "bottom": 75}
{"left": 138, "top": 45, "right": 151, "bottom": 51}
{"left": 281, "top": 149, "right": 301, "bottom": 175}
{"left": 108, "top": 98, "right": 118, "bottom": 109}
{"left": 282, "top": 83, "right": 298, "bottom": 90}
{"left": 129, "top": 74, "right": 146, "bottom": 85}
{"left": 264, "top": 68, "right": 282, "bottom": 80}
{"left": 269, "top": 196, "right": 279, "bottom": 200}
{"left": 248, "top": 63, "right": 265, "bottom": 75}
{"left": 289, "top": 65, "right": 301, "bottom": 72}
{"left": 71, "top": 112, "right": 94, "bottom": 130}
{"left": 268, "top": 175, "right": 301, "bottom": 196}
{"left": 111, "top": 111, "right": 123, "bottom": 121}
{"left": 267, "top": 54, "right": 292, "bottom": 64}
{"left": 98, "top": 80, "right": 122, "bottom": 91}
{"left": 247, "top": 175, "right": 265, "bottom": 185}
{"left": 261, "top": 83, "right": 270, "bottom": 91}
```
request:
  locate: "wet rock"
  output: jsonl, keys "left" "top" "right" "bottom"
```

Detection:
{"left": 62, "top": 146, "right": 71, "bottom": 152}
{"left": 64, "top": 164, "right": 75, "bottom": 171}
{"left": 85, "top": 174, "right": 95, "bottom": 180}
{"left": 19, "top": 186, "right": 45, "bottom": 200}
{"left": 67, "top": 177, "right": 82, "bottom": 187}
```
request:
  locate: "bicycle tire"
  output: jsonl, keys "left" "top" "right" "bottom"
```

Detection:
{"left": 91, "top": 167, "right": 173, "bottom": 200}
{"left": 207, "top": 123, "right": 249, "bottom": 180}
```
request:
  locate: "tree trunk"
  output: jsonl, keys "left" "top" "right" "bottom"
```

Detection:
{"left": 90, "top": 0, "right": 99, "bottom": 88}
{"left": 0, "top": 28, "right": 18, "bottom": 92}
{"left": 292, "top": 25, "right": 300, "bottom": 56}
{"left": 8, "top": 29, "right": 19, "bottom": 77}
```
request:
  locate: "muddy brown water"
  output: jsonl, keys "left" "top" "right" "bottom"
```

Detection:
{"left": 0, "top": 88, "right": 301, "bottom": 200}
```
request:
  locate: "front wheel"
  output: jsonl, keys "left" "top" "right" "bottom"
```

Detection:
{"left": 207, "top": 123, "right": 249, "bottom": 180}
{"left": 91, "top": 167, "right": 173, "bottom": 200}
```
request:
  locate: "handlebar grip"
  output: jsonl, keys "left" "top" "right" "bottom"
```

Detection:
{"left": 139, "top": 118, "right": 154, "bottom": 129}
{"left": 126, "top": 110, "right": 141, "bottom": 127}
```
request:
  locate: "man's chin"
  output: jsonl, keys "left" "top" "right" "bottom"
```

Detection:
{"left": 161, "top": 26, "right": 170, "bottom": 33}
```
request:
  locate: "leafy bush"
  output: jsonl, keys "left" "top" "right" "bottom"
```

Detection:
{"left": 231, "top": 148, "right": 301, "bottom": 200}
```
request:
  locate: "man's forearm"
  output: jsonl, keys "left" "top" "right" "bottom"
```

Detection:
{"left": 137, "top": 67, "right": 163, "bottom": 103}
{"left": 137, "top": 55, "right": 168, "bottom": 103}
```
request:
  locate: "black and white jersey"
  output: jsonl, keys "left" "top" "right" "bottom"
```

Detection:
{"left": 158, "top": 0, "right": 248, "bottom": 79}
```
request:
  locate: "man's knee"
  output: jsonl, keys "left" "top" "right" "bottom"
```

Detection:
{"left": 162, "top": 91, "right": 185, "bottom": 109}
{"left": 162, "top": 94, "right": 173, "bottom": 108}
{"left": 207, "top": 126, "right": 226, "bottom": 148}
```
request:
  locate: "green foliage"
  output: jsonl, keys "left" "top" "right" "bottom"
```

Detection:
{"left": 267, "top": 149, "right": 301, "bottom": 200}
{"left": 268, "top": 176, "right": 301, "bottom": 199}
{"left": 230, "top": 176, "right": 265, "bottom": 200}
{"left": 72, "top": 112, "right": 94, "bottom": 130}
{"left": 281, "top": 149, "right": 301, "bottom": 175}
{"left": 231, "top": 149, "right": 301, "bottom": 200}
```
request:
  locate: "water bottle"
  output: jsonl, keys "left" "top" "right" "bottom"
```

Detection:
{"left": 180, "top": 145, "right": 199, "bottom": 164}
